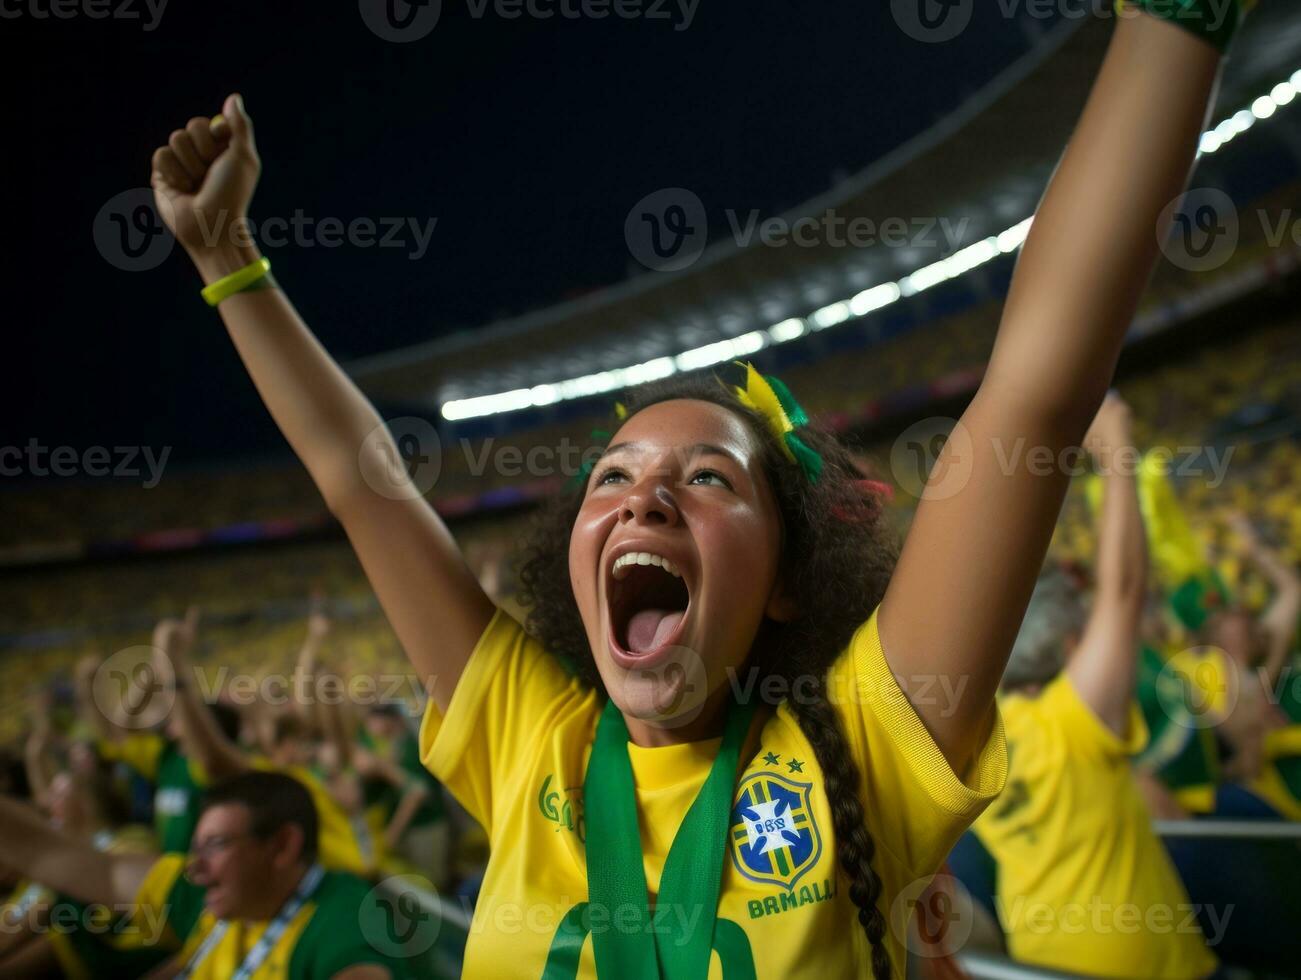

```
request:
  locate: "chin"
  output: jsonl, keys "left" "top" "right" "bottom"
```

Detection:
{"left": 596, "top": 633, "right": 717, "bottom": 734}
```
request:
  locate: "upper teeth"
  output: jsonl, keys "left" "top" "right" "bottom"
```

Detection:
{"left": 612, "top": 552, "right": 681, "bottom": 579}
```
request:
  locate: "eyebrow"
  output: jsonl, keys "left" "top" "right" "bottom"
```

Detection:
{"left": 601, "top": 441, "right": 746, "bottom": 468}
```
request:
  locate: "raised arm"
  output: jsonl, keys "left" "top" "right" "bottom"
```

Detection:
{"left": 23, "top": 693, "right": 55, "bottom": 811}
{"left": 1066, "top": 394, "right": 1148, "bottom": 734}
{"left": 149, "top": 95, "right": 495, "bottom": 711}
{"left": 0, "top": 796, "right": 153, "bottom": 908}
{"left": 157, "top": 616, "right": 247, "bottom": 782}
{"left": 879, "top": 10, "right": 1226, "bottom": 769}
{"left": 1227, "top": 512, "right": 1301, "bottom": 686}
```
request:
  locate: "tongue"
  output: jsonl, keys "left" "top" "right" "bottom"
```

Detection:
{"left": 626, "top": 609, "right": 685, "bottom": 654}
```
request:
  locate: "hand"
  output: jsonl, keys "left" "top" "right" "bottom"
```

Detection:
{"left": 178, "top": 605, "right": 202, "bottom": 653}
{"left": 150, "top": 93, "right": 262, "bottom": 260}
{"left": 74, "top": 654, "right": 102, "bottom": 689}
{"left": 1225, "top": 510, "right": 1262, "bottom": 553}
{"left": 307, "top": 592, "right": 331, "bottom": 641}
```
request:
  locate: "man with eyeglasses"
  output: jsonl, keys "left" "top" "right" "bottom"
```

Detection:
{"left": 0, "top": 770, "right": 416, "bottom": 979}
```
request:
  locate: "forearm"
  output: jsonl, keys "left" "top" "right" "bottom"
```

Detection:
{"left": 0, "top": 797, "right": 115, "bottom": 906}
{"left": 1095, "top": 461, "right": 1147, "bottom": 608}
{"left": 173, "top": 672, "right": 247, "bottom": 781}
{"left": 22, "top": 736, "right": 52, "bottom": 810}
{"left": 984, "top": 13, "right": 1221, "bottom": 429}
{"left": 384, "top": 785, "right": 428, "bottom": 849}
{"left": 189, "top": 242, "right": 399, "bottom": 511}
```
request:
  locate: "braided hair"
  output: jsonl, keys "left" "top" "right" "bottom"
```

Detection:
{"left": 517, "top": 373, "right": 900, "bottom": 979}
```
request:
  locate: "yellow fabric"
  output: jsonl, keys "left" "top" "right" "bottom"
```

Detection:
{"left": 420, "top": 605, "right": 1006, "bottom": 980}
{"left": 729, "top": 363, "right": 797, "bottom": 464}
{"left": 248, "top": 759, "right": 373, "bottom": 876}
{"left": 1138, "top": 452, "right": 1210, "bottom": 589}
{"left": 98, "top": 732, "right": 166, "bottom": 781}
{"left": 1248, "top": 725, "right": 1301, "bottom": 820}
{"left": 134, "top": 854, "right": 317, "bottom": 979}
{"left": 973, "top": 675, "right": 1217, "bottom": 979}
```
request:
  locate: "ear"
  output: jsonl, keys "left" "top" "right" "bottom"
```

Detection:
{"left": 765, "top": 575, "right": 799, "bottom": 623}
{"left": 270, "top": 823, "right": 306, "bottom": 870}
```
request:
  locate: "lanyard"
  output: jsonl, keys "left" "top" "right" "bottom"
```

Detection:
{"left": 177, "top": 863, "right": 324, "bottom": 980}
{"left": 583, "top": 695, "right": 756, "bottom": 979}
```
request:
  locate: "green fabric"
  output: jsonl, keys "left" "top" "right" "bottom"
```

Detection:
{"left": 1135, "top": 645, "right": 1219, "bottom": 791}
{"left": 399, "top": 734, "right": 446, "bottom": 827}
{"left": 1168, "top": 570, "right": 1231, "bottom": 632}
{"left": 159, "top": 864, "right": 208, "bottom": 944}
{"left": 582, "top": 695, "right": 757, "bottom": 980}
{"left": 154, "top": 743, "right": 206, "bottom": 852}
{"left": 162, "top": 866, "right": 411, "bottom": 979}
{"left": 291, "top": 872, "right": 411, "bottom": 979}
{"left": 52, "top": 892, "right": 175, "bottom": 979}
{"left": 1120, "top": 0, "right": 1249, "bottom": 54}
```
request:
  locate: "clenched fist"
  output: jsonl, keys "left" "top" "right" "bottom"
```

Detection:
{"left": 150, "top": 93, "right": 261, "bottom": 262}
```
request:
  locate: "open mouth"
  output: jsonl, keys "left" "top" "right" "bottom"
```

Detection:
{"left": 606, "top": 551, "right": 693, "bottom": 660}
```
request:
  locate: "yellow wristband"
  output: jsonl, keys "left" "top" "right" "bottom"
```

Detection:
{"left": 201, "top": 256, "right": 272, "bottom": 307}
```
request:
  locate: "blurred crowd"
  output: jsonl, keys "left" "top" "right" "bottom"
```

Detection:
{"left": 1, "top": 292, "right": 1299, "bottom": 977}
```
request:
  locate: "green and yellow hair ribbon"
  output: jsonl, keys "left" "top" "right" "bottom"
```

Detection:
{"left": 725, "top": 361, "right": 823, "bottom": 483}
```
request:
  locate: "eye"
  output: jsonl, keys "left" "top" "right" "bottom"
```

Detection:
{"left": 688, "top": 469, "right": 732, "bottom": 489}
{"left": 594, "top": 467, "right": 628, "bottom": 486}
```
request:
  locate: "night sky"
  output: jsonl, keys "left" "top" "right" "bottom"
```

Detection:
{"left": 4, "top": 0, "right": 1058, "bottom": 472}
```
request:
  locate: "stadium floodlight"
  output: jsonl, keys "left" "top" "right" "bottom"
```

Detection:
{"left": 768, "top": 318, "right": 806, "bottom": 344}
{"left": 440, "top": 65, "right": 1301, "bottom": 421}
{"left": 809, "top": 301, "right": 852, "bottom": 330}
{"left": 849, "top": 283, "right": 901, "bottom": 317}
{"left": 674, "top": 331, "right": 766, "bottom": 372}
{"left": 1251, "top": 96, "right": 1277, "bottom": 120}
{"left": 997, "top": 217, "right": 1034, "bottom": 253}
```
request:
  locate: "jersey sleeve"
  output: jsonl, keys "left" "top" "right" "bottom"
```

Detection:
{"left": 823, "top": 606, "right": 1008, "bottom": 877}
{"left": 418, "top": 606, "right": 584, "bottom": 836}
{"left": 1045, "top": 673, "right": 1148, "bottom": 761}
{"left": 98, "top": 733, "right": 166, "bottom": 782}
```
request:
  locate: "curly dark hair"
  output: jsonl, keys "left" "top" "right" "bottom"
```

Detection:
{"left": 516, "top": 372, "right": 900, "bottom": 979}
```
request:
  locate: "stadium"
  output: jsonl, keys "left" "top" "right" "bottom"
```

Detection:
{"left": 2, "top": 2, "right": 1300, "bottom": 978}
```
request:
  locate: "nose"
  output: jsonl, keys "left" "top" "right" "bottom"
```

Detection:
{"left": 618, "top": 473, "right": 680, "bottom": 527}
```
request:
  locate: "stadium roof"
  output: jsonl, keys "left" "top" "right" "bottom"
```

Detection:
{"left": 349, "top": 9, "right": 1301, "bottom": 417}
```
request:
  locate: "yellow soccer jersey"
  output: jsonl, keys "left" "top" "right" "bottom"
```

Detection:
{"left": 420, "top": 605, "right": 1006, "bottom": 979}
{"left": 972, "top": 674, "right": 1217, "bottom": 980}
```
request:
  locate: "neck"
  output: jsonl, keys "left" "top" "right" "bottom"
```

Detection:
{"left": 622, "top": 684, "right": 733, "bottom": 748}
{"left": 240, "top": 862, "right": 310, "bottom": 922}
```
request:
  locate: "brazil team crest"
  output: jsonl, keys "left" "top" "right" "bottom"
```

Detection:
{"left": 729, "top": 770, "right": 822, "bottom": 891}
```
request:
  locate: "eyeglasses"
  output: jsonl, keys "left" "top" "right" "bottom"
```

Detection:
{"left": 188, "top": 832, "right": 255, "bottom": 860}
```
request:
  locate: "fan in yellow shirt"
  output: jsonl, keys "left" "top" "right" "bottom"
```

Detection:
{"left": 155, "top": 18, "right": 1237, "bottom": 977}
{"left": 421, "top": 602, "right": 1005, "bottom": 978}
{"left": 971, "top": 396, "right": 1218, "bottom": 980}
